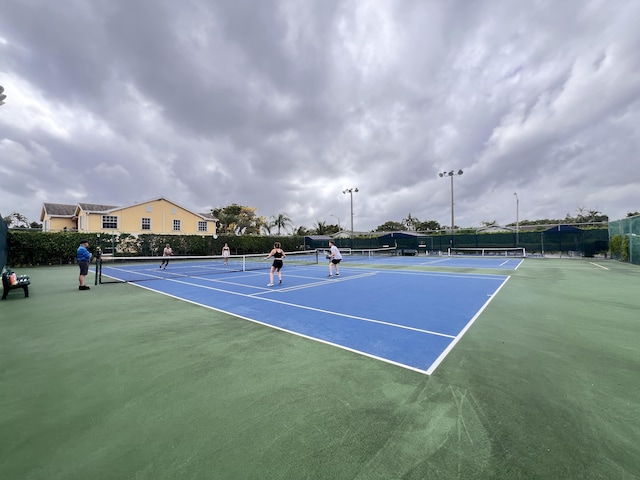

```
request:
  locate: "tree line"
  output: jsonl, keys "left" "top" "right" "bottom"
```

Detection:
{"left": 4, "top": 205, "right": 638, "bottom": 235}
{"left": 211, "top": 205, "right": 619, "bottom": 236}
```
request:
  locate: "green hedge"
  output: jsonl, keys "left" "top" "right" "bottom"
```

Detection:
{"left": 6, "top": 231, "right": 306, "bottom": 267}
{"left": 6, "top": 228, "right": 611, "bottom": 267}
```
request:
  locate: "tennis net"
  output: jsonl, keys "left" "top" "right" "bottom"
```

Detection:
{"left": 447, "top": 247, "right": 526, "bottom": 257}
{"left": 317, "top": 246, "right": 397, "bottom": 258}
{"left": 98, "top": 250, "right": 319, "bottom": 283}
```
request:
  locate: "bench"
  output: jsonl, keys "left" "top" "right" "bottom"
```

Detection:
{"left": 400, "top": 249, "right": 418, "bottom": 256}
{"left": 1, "top": 269, "right": 30, "bottom": 300}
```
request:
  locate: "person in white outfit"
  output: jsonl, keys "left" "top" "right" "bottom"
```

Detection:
{"left": 327, "top": 240, "right": 342, "bottom": 277}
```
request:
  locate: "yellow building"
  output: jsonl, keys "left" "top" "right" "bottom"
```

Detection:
{"left": 40, "top": 203, "right": 82, "bottom": 232}
{"left": 41, "top": 197, "right": 217, "bottom": 236}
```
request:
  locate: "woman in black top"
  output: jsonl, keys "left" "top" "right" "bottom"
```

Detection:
{"left": 265, "top": 242, "right": 286, "bottom": 286}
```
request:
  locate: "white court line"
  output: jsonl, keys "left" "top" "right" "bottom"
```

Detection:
{"left": 425, "top": 275, "right": 511, "bottom": 375}
{"left": 161, "top": 276, "right": 457, "bottom": 339}
{"left": 254, "top": 271, "right": 378, "bottom": 294}
{"left": 418, "top": 258, "right": 452, "bottom": 266}
{"left": 359, "top": 269, "right": 507, "bottom": 281}
{"left": 589, "top": 262, "right": 609, "bottom": 270}
{"left": 126, "top": 280, "right": 437, "bottom": 375}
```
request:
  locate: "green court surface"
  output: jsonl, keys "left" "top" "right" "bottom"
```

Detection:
{"left": 1, "top": 258, "right": 639, "bottom": 479}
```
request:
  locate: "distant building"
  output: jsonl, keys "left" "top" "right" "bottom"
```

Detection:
{"left": 40, "top": 203, "right": 80, "bottom": 232}
{"left": 475, "top": 225, "right": 516, "bottom": 233}
{"left": 40, "top": 197, "right": 217, "bottom": 236}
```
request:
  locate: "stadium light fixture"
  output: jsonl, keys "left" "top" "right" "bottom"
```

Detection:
{"left": 0, "top": 85, "right": 6, "bottom": 106}
{"left": 438, "top": 170, "right": 463, "bottom": 243}
{"left": 342, "top": 188, "right": 359, "bottom": 243}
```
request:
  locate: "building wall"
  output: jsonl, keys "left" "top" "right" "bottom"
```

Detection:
{"left": 43, "top": 216, "right": 76, "bottom": 232}
{"left": 77, "top": 199, "right": 216, "bottom": 235}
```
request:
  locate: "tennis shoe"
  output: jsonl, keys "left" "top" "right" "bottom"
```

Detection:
{"left": 267, "top": 283, "right": 274, "bottom": 287}
{"left": 279, "top": 279, "right": 282, "bottom": 284}
{"left": 328, "top": 274, "right": 333, "bottom": 277}
{"left": 335, "top": 273, "right": 340, "bottom": 276}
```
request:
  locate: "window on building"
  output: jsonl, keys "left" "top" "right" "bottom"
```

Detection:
{"left": 141, "top": 218, "right": 151, "bottom": 230}
{"left": 198, "top": 221, "right": 207, "bottom": 232}
{"left": 173, "top": 219, "right": 181, "bottom": 231}
{"left": 102, "top": 215, "right": 118, "bottom": 229}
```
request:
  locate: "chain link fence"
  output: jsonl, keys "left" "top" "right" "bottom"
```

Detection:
{"left": 0, "top": 217, "right": 8, "bottom": 272}
{"left": 608, "top": 215, "right": 640, "bottom": 265}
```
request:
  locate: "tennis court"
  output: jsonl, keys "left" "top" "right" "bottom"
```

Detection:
{"left": 100, "top": 255, "right": 510, "bottom": 374}
{"left": 2, "top": 256, "right": 639, "bottom": 479}
{"left": 347, "top": 255, "right": 524, "bottom": 270}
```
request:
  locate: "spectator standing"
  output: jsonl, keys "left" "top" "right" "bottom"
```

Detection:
{"left": 77, "top": 240, "right": 92, "bottom": 290}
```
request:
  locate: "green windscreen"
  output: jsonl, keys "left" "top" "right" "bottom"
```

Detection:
{"left": 0, "top": 217, "right": 8, "bottom": 273}
{"left": 608, "top": 215, "right": 640, "bottom": 265}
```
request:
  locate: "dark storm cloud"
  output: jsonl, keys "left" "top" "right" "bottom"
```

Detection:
{"left": 1, "top": 0, "right": 639, "bottom": 230}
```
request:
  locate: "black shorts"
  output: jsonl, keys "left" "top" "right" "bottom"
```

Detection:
{"left": 78, "top": 260, "right": 89, "bottom": 275}
{"left": 273, "top": 260, "right": 284, "bottom": 269}
{"left": 331, "top": 259, "right": 341, "bottom": 265}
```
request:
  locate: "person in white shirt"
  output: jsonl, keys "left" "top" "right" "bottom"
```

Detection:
{"left": 222, "top": 243, "right": 230, "bottom": 265}
{"left": 160, "top": 243, "right": 173, "bottom": 269}
{"left": 327, "top": 240, "right": 342, "bottom": 277}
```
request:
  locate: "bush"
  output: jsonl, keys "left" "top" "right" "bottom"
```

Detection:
{"left": 609, "top": 234, "right": 622, "bottom": 260}
{"left": 6, "top": 230, "right": 305, "bottom": 267}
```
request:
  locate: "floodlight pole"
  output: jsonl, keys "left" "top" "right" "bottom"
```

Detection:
{"left": 439, "top": 170, "right": 463, "bottom": 246}
{"left": 343, "top": 187, "right": 358, "bottom": 246}
{"left": 330, "top": 214, "right": 341, "bottom": 232}
{"left": 514, "top": 192, "right": 519, "bottom": 245}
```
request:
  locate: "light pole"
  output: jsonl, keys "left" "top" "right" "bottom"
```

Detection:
{"left": 438, "top": 170, "right": 463, "bottom": 246}
{"left": 342, "top": 188, "right": 358, "bottom": 245}
{"left": 514, "top": 192, "right": 519, "bottom": 245}
{"left": 330, "top": 214, "right": 341, "bottom": 232}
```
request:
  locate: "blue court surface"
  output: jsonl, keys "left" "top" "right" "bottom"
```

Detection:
{"left": 112, "top": 263, "right": 511, "bottom": 375}
{"left": 345, "top": 254, "right": 524, "bottom": 270}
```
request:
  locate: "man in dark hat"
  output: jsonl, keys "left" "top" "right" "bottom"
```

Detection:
{"left": 77, "top": 240, "right": 92, "bottom": 290}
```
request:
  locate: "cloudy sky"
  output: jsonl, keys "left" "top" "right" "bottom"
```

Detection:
{"left": 1, "top": 0, "right": 639, "bottom": 232}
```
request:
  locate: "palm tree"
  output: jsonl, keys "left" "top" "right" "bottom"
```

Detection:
{"left": 314, "top": 220, "right": 329, "bottom": 235}
{"left": 271, "top": 213, "right": 292, "bottom": 235}
{"left": 294, "top": 226, "right": 310, "bottom": 236}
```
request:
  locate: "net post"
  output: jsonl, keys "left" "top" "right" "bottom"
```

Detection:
{"left": 94, "top": 247, "right": 102, "bottom": 285}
